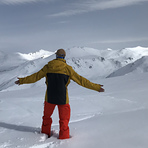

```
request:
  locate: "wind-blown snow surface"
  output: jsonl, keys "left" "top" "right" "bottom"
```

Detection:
{"left": 0, "top": 46, "right": 148, "bottom": 148}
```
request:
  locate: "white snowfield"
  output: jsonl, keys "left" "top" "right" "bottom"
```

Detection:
{"left": 0, "top": 46, "right": 148, "bottom": 148}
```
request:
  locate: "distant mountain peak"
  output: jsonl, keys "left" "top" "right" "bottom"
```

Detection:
{"left": 107, "top": 48, "right": 112, "bottom": 51}
{"left": 18, "top": 49, "right": 54, "bottom": 60}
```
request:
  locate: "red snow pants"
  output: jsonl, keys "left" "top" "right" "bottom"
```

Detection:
{"left": 41, "top": 101, "right": 71, "bottom": 139}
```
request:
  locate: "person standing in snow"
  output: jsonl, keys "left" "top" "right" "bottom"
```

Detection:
{"left": 15, "top": 49, "right": 104, "bottom": 139}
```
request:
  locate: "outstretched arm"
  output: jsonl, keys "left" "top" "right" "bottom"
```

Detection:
{"left": 15, "top": 65, "right": 48, "bottom": 85}
{"left": 70, "top": 70, "right": 104, "bottom": 92}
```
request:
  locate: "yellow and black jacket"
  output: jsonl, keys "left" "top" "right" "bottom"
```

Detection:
{"left": 19, "top": 58, "right": 101, "bottom": 105}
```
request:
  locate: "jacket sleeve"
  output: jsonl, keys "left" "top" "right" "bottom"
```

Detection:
{"left": 70, "top": 68, "right": 101, "bottom": 91}
{"left": 19, "top": 65, "right": 48, "bottom": 85}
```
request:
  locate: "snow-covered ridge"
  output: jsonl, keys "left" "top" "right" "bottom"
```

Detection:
{"left": 66, "top": 46, "right": 148, "bottom": 78}
{"left": 18, "top": 49, "right": 55, "bottom": 60}
{"left": 107, "top": 56, "right": 148, "bottom": 78}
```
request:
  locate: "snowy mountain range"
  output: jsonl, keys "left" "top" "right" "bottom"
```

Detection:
{"left": 0, "top": 46, "right": 148, "bottom": 91}
{"left": 66, "top": 46, "right": 148, "bottom": 78}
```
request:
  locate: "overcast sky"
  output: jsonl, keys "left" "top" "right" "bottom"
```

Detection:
{"left": 0, "top": 0, "right": 148, "bottom": 53}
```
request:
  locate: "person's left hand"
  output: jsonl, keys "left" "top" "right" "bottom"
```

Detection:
{"left": 99, "top": 85, "right": 105, "bottom": 92}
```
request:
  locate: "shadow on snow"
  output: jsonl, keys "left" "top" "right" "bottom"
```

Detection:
{"left": 0, "top": 122, "right": 40, "bottom": 133}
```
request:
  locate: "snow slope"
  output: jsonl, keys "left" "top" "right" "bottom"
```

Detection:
{"left": 0, "top": 51, "right": 27, "bottom": 72}
{"left": 0, "top": 72, "right": 148, "bottom": 148}
{"left": 107, "top": 56, "right": 148, "bottom": 78}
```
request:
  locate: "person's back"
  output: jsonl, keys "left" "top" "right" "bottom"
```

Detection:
{"left": 45, "top": 58, "right": 71, "bottom": 105}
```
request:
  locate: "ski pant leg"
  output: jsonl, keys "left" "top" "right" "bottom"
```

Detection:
{"left": 58, "top": 104, "right": 71, "bottom": 139}
{"left": 41, "top": 101, "right": 56, "bottom": 136}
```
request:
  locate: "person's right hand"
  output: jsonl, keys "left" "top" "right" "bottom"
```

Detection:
{"left": 15, "top": 77, "right": 20, "bottom": 85}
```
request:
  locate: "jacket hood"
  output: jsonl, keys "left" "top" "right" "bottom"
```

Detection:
{"left": 47, "top": 58, "right": 67, "bottom": 72}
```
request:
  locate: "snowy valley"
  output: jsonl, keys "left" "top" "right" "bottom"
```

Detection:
{"left": 0, "top": 46, "right": 148, "bottom": 148}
